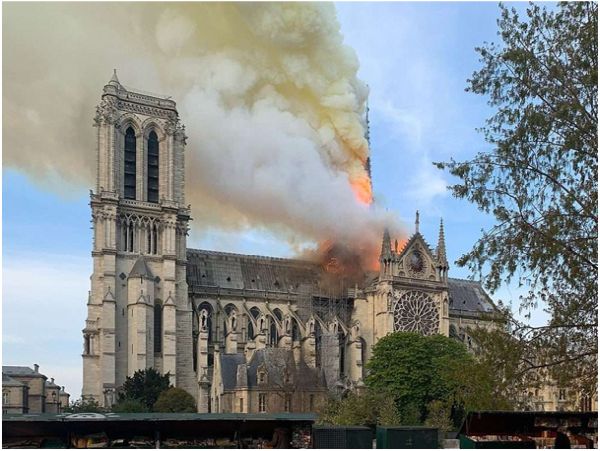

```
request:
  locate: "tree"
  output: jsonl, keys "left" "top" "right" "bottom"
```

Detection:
{"left": 112, "top": 398, "right": 149, "bottom": 413}
{"left": 118, "top": 368, "right": 171, "bottom": 411}
{"left": 435, "top": 2, "right": 597, "bottom": 390}
{"left": 365, "top": 332, "right": 509, "bottom": 426}
{"left": 153, "top": 387, "right": 197, "bottom": 413}
{"left": 317, "top": 389, "right": 401, "bottom": 427}
{"left": 63, "top": 397, "right": 105, "bottom": 413}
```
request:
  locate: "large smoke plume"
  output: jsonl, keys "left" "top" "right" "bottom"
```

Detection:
{"left": 4, "top": 3, "right": 404, "bottom": 268}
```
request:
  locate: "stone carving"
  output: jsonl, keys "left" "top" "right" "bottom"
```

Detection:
{"left": 228, "top": 311, "right": 237, "bottom": 332}
{"left": 350, "top": 322, "right": 361, "bottom": 341}
{"left": 283, "top": 315, "right": 292, "bottom": 335}
{"left": 393, "top": 290, "right": 440, "bottom": 336}
{"left": 199, "top": 309, "right": 209, "bottom": 332}
{"left": 94, "top": 99, "right": 117, "bottom": 126}
{"left": 114, "top": 99, "right": 176, "bottom": 120}
{"left": 307, "top": 317, "right": 315, "bottom": 336}
{"left": 329, "top": 320, "right": 338, "bottom": 334}
{"left": 257, "top": 314, "right": 266, "bottom": 332}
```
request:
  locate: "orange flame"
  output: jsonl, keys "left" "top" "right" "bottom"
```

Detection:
{"left": 350, "top": 174, "right": 373, "bottom": 205}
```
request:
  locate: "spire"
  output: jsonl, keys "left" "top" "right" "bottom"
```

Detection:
{"left": 365, "top": 97, "right": 371, "bottom": 147}
{"left": 364, "top": 94, "right": 373, "bottom": 199}
{"left": 380, "top": 228, "right": 392, "bottom": 259}
{"left": 108, "top": 69, "right": 120, "bottom": 86}
{"left": 437, "top": 218, "right": 448, "bottom": 266}
{"left": 415, "top": 210, "right": 420, "bottom": 234}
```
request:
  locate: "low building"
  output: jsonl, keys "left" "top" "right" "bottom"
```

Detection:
{"left": 3, "top": 365, "right": 47, "bottom": 413}
{"left": 2, "top": 365, "right": 70, "bottom": 414}
{"left": 212, "top": 347, "right": 327, "bottom": 414}
{"left": 59, "top": 386, "right": 71, "bottom": 412}
{"left": 45, "top": 378, "right": 62, "bottom": 414}
{"left": 2, "top": 375, "right": 29, "bottom": 414}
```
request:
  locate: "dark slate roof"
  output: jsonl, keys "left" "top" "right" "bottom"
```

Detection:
{"left": 218, "top": 353, "right": 246, "bottom": 391}
{"left": 45, "top": 379, "right": 61, "bottom": 389}
{"left": 2, "top": 374, "right": 26, "bottom": 387}
{"left": 218, "top": 348, "right": 326, "bottom": 392}
{"left": 246, "top": 348, "right": 325, "bottom": 390}
{"left": 186, "top": 249, "right": 322, "bottom": 294}
{"left": 129, "top": 257, "right": 154, "bottom": 279}
{"left": 186, "top": 249, "right": 499, "bottom": 320}
{"left": 2, "top": 366, "right": 43, "bottom": 377}
{"left": 448, "top": 278, "right": 499, "bottom": 317}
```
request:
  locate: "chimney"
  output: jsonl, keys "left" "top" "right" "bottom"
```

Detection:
{"left": 33, "top": 364, "right": 39, "bottom": 373}
{"left": 51, "top": 378, "right": 55, "bottom": 384}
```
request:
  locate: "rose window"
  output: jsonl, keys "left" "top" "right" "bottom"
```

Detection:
{"left": 393, "top": 290, "right": 440, "bottom": 335}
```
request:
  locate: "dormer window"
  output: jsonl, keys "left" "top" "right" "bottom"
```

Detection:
{"left": 258, "top": 371, "right": 266, "bottom": 384}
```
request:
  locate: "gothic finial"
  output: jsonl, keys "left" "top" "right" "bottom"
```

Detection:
{"left": 380, "top": 228, "right": 392, "bottom": 259}
{"left": 437, "top": 218, "right": 448, "bottom": 266}
{"left": 415, "top": 210, "right": 420, "bottom": 233}
{"left": 109, "top": 69, "right": 120, "bottom": 85}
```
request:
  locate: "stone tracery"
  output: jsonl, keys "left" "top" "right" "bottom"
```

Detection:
{"left": 393, "top": 290, "right": 440, "bottom": 335}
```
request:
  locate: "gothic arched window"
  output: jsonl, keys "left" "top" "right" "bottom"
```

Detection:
{"left": 269, "top": 319, "right": 278, "bottom": 347}
{"left": 291, "top": 319, "right": 300, "bottom": 341}
{"left": 338, "top": 330, "right": 346, "bottom": 377}
{"left": 124, "top": 127, "right": 136, "bottom": 200}
{"left": 154, "top": 303, "right": 162, "bottom": 353}
{"left": 147, "top": 131, "right": 159, "bottom": 203}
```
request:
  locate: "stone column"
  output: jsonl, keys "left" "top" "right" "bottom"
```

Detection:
{"left": 163, "top": 297, "right": 177, "bottom": 385}
{"left": 302, "top": 337, "right": 316, "bottom": 368}
{"left": 196, "top": 330, "right": 210, "bottom": 413}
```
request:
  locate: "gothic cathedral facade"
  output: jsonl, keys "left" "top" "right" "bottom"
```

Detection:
{"left": 83, "top": 76, "right": 499, "bottom": 412}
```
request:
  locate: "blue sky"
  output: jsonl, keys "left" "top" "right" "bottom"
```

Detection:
{"left": 2, "top": 2, "right": 547, "bottom": 398}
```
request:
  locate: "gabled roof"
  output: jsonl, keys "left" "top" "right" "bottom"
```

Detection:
{"left": 45, "top": 379, "right": 61, "bottom": 389}
{"left": 129, "top": 257, "right": 154, "bottom": 279}
{"left": 448, "top": 278, "right": 499, "bottom": 317}
{"left": 2, "top": 366, "right": 43, "bottom": 377}
{"left": 246, "top": 348, "right": 325, "bottom": 390}
{"left": 186, "top": 249, "right": 322, "bottom": 294}
{"left": 396, "top": 232, "right": 437, "bottom": 262}
{"left": 218, "top": 353, "right": 246, "bottom": 391}
{"left": 217, "top": 348, "right": 326, "bottom": 392}
{"left": 3, "top": 374, "right": 26, "bottom": 387}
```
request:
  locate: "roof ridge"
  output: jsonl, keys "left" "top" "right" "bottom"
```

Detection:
{"left": 448, "top": 277, "right": 482, "bottom": 284}
{"left": 187, "top": 248, "right": 316, "bottom": 265}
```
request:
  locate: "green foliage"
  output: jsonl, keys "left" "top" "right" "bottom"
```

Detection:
{"left": 153, "top": 387, "right": 197, "bottom": 413}
{"left": 63, "top": 397, "right": 104, "bottom": 413}
{"left": 318, "top": 389, "right": 401, "bottom": 427}
{"left": 435, "top": 2, "right": 597, "bottom": 391}
{"left": 112, "top": 398, "right": 149, "bottom": 413}
{"left": 424, "top": 400, "right": 453, "bottom": 433}
{"left": 365, "top": 332, "right": 509, "bottom": 426}
{"left": 118, "top": 368, "right": 171, "bottom": 410}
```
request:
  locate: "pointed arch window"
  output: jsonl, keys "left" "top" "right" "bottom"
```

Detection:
{"left": 154, "top": 303, "right": 162, "bottom": 353}
{"left": 124, "top": 127, "right": 137, "bottom": 200}
{"left": 147, "top": 131, "right": 159, "bottom": 203}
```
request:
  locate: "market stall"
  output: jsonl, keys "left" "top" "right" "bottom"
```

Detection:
{"left": 459, "top": 411, "right": 597, "bottom": 449}
{"left": 2, "top": 412, "right": 316, "bottom": 449}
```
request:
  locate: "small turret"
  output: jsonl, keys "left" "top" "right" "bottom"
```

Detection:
{"left": 380, "top": 228, "right": 392, "bottom": 260}
{"left": 108, "top": 69, "right": 120, "bottom": 86}
{"left": 379, "top": 228, "right": 393, "bottom": 278}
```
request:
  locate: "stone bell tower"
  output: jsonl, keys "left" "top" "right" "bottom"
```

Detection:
{"left": 82, "top": 71, "right": 195, "bottom": 407}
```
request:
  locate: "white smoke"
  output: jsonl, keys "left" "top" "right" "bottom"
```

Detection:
{"left": 4, "top": 3, "right": 403, "bottom": 254}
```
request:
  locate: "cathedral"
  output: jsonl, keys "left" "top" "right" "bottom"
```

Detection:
{"left": 83, "top": 74, "right": 500, "bottom": 413}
